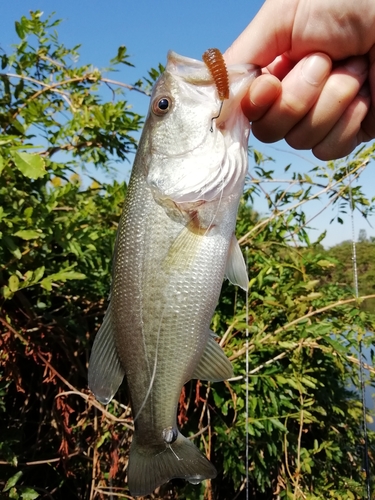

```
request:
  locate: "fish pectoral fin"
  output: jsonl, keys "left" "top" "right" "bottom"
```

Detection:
{"left": 88, "top": 306, "right": 125, "bottom": 405}
{"left": 128, "top": 432, "right": 216, "bottom": 497}
{"left": 164, "top": 225, "right": 202, "bottom": 271}
{"left": 192, "top": 332, "right": 233, "bottom": 382}
{"left": 225, "top": 233, "right": 248, "bottom": 291}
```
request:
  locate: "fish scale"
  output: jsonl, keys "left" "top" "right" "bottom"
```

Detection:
{"left": 88, "top": 50, "right": 259, "bottom": 497}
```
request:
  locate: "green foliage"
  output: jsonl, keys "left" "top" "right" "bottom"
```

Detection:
{"left": 324, "top": 239, "right": 375, "bottom": 311}
{"left": 1, "top": 11, "right": 375, "bottom": 500}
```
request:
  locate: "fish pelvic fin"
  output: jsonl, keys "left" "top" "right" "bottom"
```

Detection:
{"left": 88, "top": 306, "right": 125, "bottom": 404}
{"left": 191, "top": 332, "right": 233, "bottom": 382}
{"left": 127, "top": 432, "right": 217, "bottom": 497}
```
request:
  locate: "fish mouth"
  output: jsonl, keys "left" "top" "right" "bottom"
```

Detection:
{"left": 167, "top": 50, "right": 260, "bottom": 86}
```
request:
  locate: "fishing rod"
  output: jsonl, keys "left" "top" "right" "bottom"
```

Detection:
{"left": 347, "top": 167, "right": 371, "bottom": 499}
{"left": 245, "top": 246, "right": 250, "bottom": 500}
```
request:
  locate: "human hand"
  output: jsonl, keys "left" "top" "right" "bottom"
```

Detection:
{"left": 224, "top": 0, "right": 375, "bottom": 160}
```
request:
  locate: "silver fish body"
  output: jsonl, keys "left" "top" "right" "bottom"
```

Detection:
{"left": 88, "top": 51, "right": 259, "bottom": 497}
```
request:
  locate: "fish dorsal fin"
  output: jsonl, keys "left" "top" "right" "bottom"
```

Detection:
{"left": 225, "top": 233, "right": 248, "bottom": 291}
{"left": 88, "top": 306, "right": 125, "bottom": 404}
{"left": 192, "top": 332, "right": 233, "bottom": 382}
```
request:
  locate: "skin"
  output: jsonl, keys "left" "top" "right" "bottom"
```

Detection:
{"left": 224, "top": 0, "right": 375, "bottom": 160}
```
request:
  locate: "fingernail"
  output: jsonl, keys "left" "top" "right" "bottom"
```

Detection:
{"left": 345, "top": 57, "right": 368, "bottom": 75}
{"left": 301, "top": 54, "right": 331, "bottom": 86}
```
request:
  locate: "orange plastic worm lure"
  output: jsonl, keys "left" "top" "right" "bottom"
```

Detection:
{"left": 202, "top": 48, "right": 229, "bottom": 101}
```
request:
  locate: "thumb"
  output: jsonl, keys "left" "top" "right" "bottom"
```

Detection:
{"left": 224, "top": 0, "right": 299, "bottom": 67}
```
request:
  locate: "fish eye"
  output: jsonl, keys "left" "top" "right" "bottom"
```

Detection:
{"left": 152, "top": 96, "right": 172, "bottom": 116}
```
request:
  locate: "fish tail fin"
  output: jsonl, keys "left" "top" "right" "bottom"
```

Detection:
{"left": 127, "top": 432, "right": 217, "bottom": 496}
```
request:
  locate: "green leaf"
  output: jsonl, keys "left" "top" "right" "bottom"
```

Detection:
{"left": 14, "top": 229, "right": 43, "bottom": 240}
{"left": 41, "top": 270, "right": 86, "bottom": 290}
{"left": 12, "top": 152, "right": 46, "bottom": 179}
{"left": 317, "top": 259, "right": 335, "bottom": 268}
{"left": 2, "top": 285, "right": 12, "bottom": 299}
{"left": 21, "top": 487, "right": 40, "bottom": 500}
{"left": 9, "top": 487, "right": 19, "bottom": 499}
{"left": 269, "top": 417, "right": 286, "bottom": 431}
{"left": 3, "top": 470, "right": 23, "bottom": 492}
{"left": 0, "top": 155, "right": 4, "bottom": 175}
{"left": 40, "top": 279, "right": 52, "bottom": 292}
{"left": 33, "top": 266, "right": 45, "bottom": 283}
{"left": 24, "top": 207, "right": 33, "bottom": 218}
{"left": 15, "top": 21, "right": 25, "bottom": 39}
{"left": 8, "top": 275, "right": 19, "bottom": 293}
{"left": 3, "top": 236, "right": 22, "bottom": 259}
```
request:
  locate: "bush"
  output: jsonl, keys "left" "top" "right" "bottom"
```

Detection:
{"left": 1, "top": 11, "right": 375, "bottom": 500}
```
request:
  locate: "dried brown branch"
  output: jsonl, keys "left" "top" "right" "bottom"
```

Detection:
{"left": 0, "top": 315, "right": 133, "bottom": 426}
{"left": 0, "top": 450, "right": 82, "bottom": 466}
{"left": 94, "top": 488, "right": 133, "bottom": 499}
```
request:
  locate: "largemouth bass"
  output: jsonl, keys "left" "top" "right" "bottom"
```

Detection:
{"left": 88, "top": 51, "right": 259, "bottom": 497}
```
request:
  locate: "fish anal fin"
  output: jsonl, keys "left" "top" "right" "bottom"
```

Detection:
{"left": 192, "top": 332, "right": 233, "bottom": 382}
{"left": 88, "top": 306, "right": 125, "bottom": 404}
{"left": 225, "top": 233, "right": 248, "bottom": 291}
{"left": 128, "top": 432, "right": 216, "bottom": 497}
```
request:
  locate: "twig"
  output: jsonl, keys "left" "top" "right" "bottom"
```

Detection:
{"left": 0, "top": 315, "right": 132, "bottom": 426}
{"left": 248, "top": 352, "right": 287, "bottom": 375}
{"left": 90, "top": 408, "right": 98, "bottom": 500}
{"left": 12, "top": 75, "right": 95, "bottom": 119}
{"left": 187, "top": 425, "right": 209, "bottom": 440}
{"left": 228, "top": 352, "right": 287, "bottom": 381}
{"left": 101, "top": 77, "right": 149, "bottom": 96}
{"left": 219, "top": 320, "right": 239, "bottom": 347}
{"left": 1, "top": 71, "right": 149, "bottom": 122}
{"left": 295, "top": 391, "right": 304, "bottom": 496}
{"left": 229, "top": 294, "right": 375, "bottom": 361}
{"left": 273, "top": 294, "right": 375, "bottom": 336}
{"left": 38, "top": 54, "right": 65, "bottom": 68}
{"left": 300, "top": 167, "right": 364, "bottom": 230}
{"left": 56, "top": 391, "right": 133, "bottom": 428}
{"left": 239, "top": 159, "right": 368, "bottom": 245}
{"left": 0, "top": 451, "right": 82, "bottom": 466}
{"left": 31, "top": 486, "right": 55, "bottom": 500}
{"left": 94, "top": 489, "right": 133, "bottom": 499}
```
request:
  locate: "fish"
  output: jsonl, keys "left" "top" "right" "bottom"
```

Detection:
{"left": 88, "top": 50, "right": 259, "bottom": 497}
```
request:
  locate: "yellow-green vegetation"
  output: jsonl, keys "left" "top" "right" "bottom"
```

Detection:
{"left": 325, "top": 238, "right": 375, "bottom": 311}
{"left": 1, "top": 12, "right": 375, "bottom": 500}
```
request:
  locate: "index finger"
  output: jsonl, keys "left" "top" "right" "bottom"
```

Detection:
{"left": 224, "top": 0, "right": 298, "bottom": 66}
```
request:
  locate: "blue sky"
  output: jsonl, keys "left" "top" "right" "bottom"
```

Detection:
{"left": 2, "top": 1, "right": 375, "bottom": 247}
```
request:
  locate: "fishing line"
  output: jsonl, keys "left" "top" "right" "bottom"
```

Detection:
{"left": 346, "top": 167, "right": 371, "bottom": 499}
{"left": 133, "top": 307, "right": 165, "bottom": 423}
{"left": 245, "top": 245, "right": 249, "bottom": 500}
